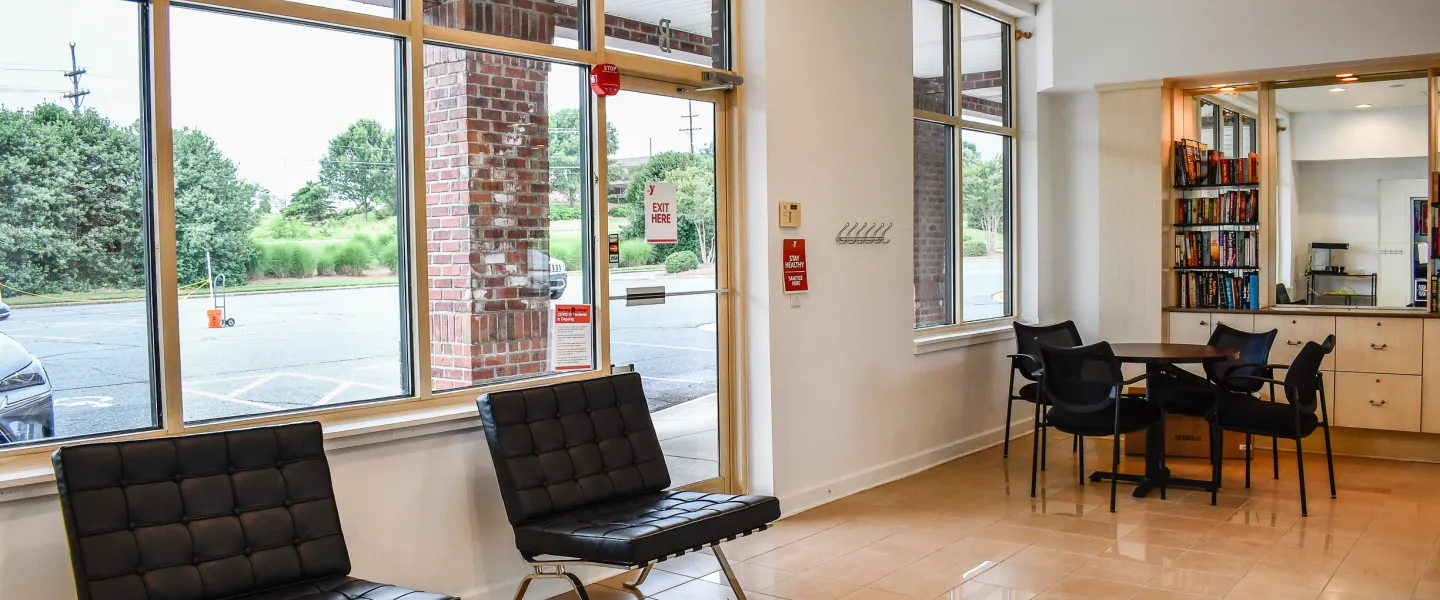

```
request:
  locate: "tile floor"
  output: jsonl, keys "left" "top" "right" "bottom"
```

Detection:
{"left": 550, "top": 428, "right": 1440, "bottom": 600}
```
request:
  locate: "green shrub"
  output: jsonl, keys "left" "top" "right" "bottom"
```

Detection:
{"left": 619, "top": 240, "right": 653, "bottom": 267}
{"left": 255, "top": 243, "right": 318, "bottom": 278}
{"left": 350, "top": 232, "right": 376, "bottom": 255}
{"left": 375, "top": 232, "right": 395, "bottom": 248}
{"left": 550, "top": 204, "right": 582, "bottom": 221}
{"left": 962, "top": 239, "right": 989, "bottom": 257}
{"left": 607, "top": 205, "right": 626, "bottom": 217}
{"left": 664, "top": 250, "right": 700, "bottom": 273}
{"left": 315, "top": 253, "right": 336, "bottom": 276}
{"left": 549, "top": 238, "right": 582, "bottom": 272}
{"left": 326, "top": 241, "right": 373, "bottom": 276}
{"left": 264, "top": 216, "right": 312, "bottom": 240}
{"left": 378, "top": 240, "right": 399, "bottom": 273}
{"left": 963, "top": 232, "right": 979, "bottom": 243}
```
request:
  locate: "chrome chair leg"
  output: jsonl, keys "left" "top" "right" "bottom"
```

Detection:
{"left": 714, "top": 546, "right": 748, "bottom": 600}
{"left": 623, "top": 563, "right": 654, "bottom": 589}
{"left": 514, "top": 565, "right": 590, "bottom": 600}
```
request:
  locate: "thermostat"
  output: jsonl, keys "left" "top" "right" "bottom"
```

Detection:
{"left": 779, "top": 202, "right": 801, "bottom": 228}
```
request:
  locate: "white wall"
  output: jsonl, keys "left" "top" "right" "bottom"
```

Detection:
{"left": 740, "top": 0, "right": 1025, "bottom": 512}
{"left": 1040, "top": 0, "right": 1440, "bottom": 90}
{"left": 1291, "top": 107, "right": 1429, "bottom": 162}
{"left": 1037, "top": 91, "right": 1100, "bottom": 339}
{"left": 1294, "top": 158, "right": 1429, "bottom": 295}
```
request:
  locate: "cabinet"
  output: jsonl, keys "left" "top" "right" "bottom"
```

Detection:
{"left": 1167, "top": 312, "right": 1214, "bottom": 346}
{"left": 1335, "top": 317, "right": 1423, "bottom": 375}
{"left": 1334, "top": 372, "right": 1422, "bottom": 432}
{"left": 1211, "top": 313, "right": 1255, "bottom": 333}
{"left": 1254, "top": 314, "right": 1336, "bottom": 371}
{"left": 1423, "top": 321, "right": 1440, "bottom": 433}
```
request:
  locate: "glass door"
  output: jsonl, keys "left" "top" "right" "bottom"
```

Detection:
{"left": 600, "top": 77, "right": 732, "bottom": 491}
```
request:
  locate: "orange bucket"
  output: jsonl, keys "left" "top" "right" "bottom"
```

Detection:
{"left": 206, "top": 309, "right": 223, "bottom": 329}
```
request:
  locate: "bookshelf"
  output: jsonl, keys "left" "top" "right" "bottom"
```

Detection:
{"left": 1170, "top": 129, "right": 1262, "bottom": 310}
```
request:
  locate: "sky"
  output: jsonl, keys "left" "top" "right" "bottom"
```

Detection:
{"left": 0, "top": 0, "right": 714, "bottom": 201}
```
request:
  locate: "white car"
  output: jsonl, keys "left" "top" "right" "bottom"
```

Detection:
{"left": 0, "top": 332, "right": 53, "bottom": 444}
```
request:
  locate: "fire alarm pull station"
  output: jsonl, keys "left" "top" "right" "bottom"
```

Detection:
{"left": 590, "top": 64, "right": 620, "bottom": 97}
{"left": 779, "top": 202, "right": 801, "bottom": 228}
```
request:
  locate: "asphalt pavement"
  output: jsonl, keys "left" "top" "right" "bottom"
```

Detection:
{"left": 0, "top": 268, "right": 723, "bottom": 442}
{"left": 0, "top": 257, "right": 1003, "bottom": 444}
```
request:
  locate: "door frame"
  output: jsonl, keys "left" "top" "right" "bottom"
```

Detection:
{"left": 595, "top": 75, "right": 739, "bottom": 494}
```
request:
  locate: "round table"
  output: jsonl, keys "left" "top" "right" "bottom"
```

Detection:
{"left": 1089, "top": 343, "right": 1240, "bottom": 498}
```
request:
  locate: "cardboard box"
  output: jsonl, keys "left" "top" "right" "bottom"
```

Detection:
{"left": 1123, "top": 414, "right": 1248, "bottom": 460}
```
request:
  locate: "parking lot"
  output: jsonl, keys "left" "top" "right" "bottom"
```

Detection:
{"left": 0, "top": 269, "right": 723, "bottom": 441}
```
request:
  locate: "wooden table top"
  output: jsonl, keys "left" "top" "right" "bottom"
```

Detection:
{"left": 1108, "top": 343, "right": 1239, "bottom": 364}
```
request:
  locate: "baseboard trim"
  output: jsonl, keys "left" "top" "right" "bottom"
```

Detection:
{"left": 777, "top": 417, "right": 1036, "bottom": 517}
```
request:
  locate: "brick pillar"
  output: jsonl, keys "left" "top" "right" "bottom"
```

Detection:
{"left": 424, "top": 1, "right": 558, "bottom": 389}
{"left": 913, "top": 119, "right": 950, "bottom": 327}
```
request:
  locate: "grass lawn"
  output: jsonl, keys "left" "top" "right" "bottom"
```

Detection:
{"left": 5, "top": 277, "right": 397, "bottom": 308}
{"left": 965, "top": 228, "right": 1005, "bottom": 248}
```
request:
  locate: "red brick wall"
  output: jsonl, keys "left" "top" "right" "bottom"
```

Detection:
{"left": 425, "top": 2, "right": 555, "bottom": 389}
{"left": 914, "top": 119, "right": 951, "bottom": 328}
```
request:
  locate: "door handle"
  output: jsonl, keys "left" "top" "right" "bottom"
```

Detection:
{"left": 1369, "top": 399, "right": 1388, "bottom": 407}
{"left": 1286, "top": 341, "right": 1302, "bottom": 346}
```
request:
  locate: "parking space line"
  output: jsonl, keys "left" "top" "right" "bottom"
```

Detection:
{"left": 183, "top": 388, "right": 283, "bottom": 411}
{"left": 314, "top": 383, "right": 351, "bottom": 406}
{"left": 227, "top": 373, "right": 279, "bottom": 398}
{"left": 642, "top": 376, "right": 712, "bottom": 385}
{"left": 612, "top": 341, "right": 715, "bottom": 352}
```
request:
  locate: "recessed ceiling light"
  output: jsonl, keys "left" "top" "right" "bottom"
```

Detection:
{"left": 1341, "top": 77, "right": 1359, "bottom": 82}
{"left": 1336, "top": 73, "right": 1355, "bottom": 78}
{"left": 1356, "top": 104, "right": 1373, "bottom": 108}
{"left": 1329, "top": 87, "right": 1346, "bottom": 92}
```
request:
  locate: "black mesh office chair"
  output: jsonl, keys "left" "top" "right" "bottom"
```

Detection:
{"left": 1008, "top": 322, "right": 1084, "bottom": 468}
{"left": 1036, "top": 342, "right": 1163, "bottom": 512}
{"left": 1150, "top": 324, "right": 1278, "bottom": 483}
{"left": 1208, "top": 335, "right": 1337, "bottom": 516}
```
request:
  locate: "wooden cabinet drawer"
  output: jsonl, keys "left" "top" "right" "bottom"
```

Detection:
{"left": 1334, "top": 372, "right": 1421, "bottom": 432}
{"left": 1422, "top": 321, "right": 1440, "bottom": 433}
{"left": 1335, "top": 317, "right": 1422, "bottom": 375}
{"left": 1211, "top": 314, "right": 1254, "bottom": 334}
{"left": 1254, "top": 314, "right": 1336, "bottom": 371}
{"left": 1167, "top": 312, "right": 1215, "bottom": 346}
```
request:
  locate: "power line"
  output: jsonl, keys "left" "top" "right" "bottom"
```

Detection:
{"left": 62, "top": 43, "right": 90, "bottom": 113}
{"left": 679, "top": 100, "right": 701, "bottom": 154}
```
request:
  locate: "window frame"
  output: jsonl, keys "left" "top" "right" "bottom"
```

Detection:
{"left": 0, "top": 0, "right": 741, "bottom": 461}
{"left": 912, "top": 0, "right": 1019, "bottom": 336}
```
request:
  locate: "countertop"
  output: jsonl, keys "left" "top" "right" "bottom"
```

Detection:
{"left": 1165, "top": 306, "right": 1440, "bottom": 319}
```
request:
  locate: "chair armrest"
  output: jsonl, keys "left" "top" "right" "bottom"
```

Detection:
{"left": 1121, "top": 373, "right": 1150, "bottom": 386}
{"left": 1007, "top": 354, "right": 1041, "bottom": 376}
{"left": 1223, "top": 374, "right": 1286, "bottom": 387}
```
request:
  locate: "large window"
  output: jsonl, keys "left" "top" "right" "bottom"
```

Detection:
{"left": 912, "top": 0, "right": 1015, "bottom": 329}
{"left": 0, "top": 0, "right": 160, "bottom": 444}
{"left": 169, "top": 7, "right": 409, "bottom": 423}
{"left": 0, "top": 0, "right": 728, "bottom": 452}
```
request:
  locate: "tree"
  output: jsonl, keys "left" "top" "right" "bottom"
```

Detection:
{"left": 0, "top": 103, "right": 260, "bottom": 293}
{"left": 619, "top": 152, "right": 715, "bottom": 264}
{"left": 962, "top": 140, "right": 1005, "bottom": 252}
{"left": 318, "top": 118, "right": 396, "bottom": 221}
{"left": 283, "top": 181, "right": 335, "bottom": 224}
{"left": 548, "top": 108, "right": 619, "bottom": 203}
{"left": 670, "top": 164, "right": 716, "bottom": 265}
{"left": 172, "top": 127, "right": 262, "bottom": 286}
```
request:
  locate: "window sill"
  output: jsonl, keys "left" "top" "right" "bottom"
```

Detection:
{"left": 0, "top": 402, "right": 485, "bottom": 503}
{"left": 913, "top": 321, "right": 1016, "bottom": 355}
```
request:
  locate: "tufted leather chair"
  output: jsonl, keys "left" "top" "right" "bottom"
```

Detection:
{"left": 52, "top": 422, "right": 457, "bottom": 600}
{"left": 478, "top": 373, "right": 780, "bottom": 600}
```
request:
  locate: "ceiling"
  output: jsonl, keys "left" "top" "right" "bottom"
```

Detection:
{"left": 913, "top": 0, "right": 1004, "bottom": 79}
{"left": 1276, "top": 78, "right": 1429, "bottom": 114}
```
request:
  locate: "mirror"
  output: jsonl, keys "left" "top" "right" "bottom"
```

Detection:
{"left": 1272, "top": 75, "right": 1430, "bottom": 308}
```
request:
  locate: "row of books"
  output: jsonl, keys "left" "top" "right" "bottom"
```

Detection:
{"left": 1174, "top": 231, "right": 1258, "bottom": 268}
{"left": 1173, "top": 139, "right": 1260, "bottom": 186}
{"left": 1177, "top": 272, "right": 1260, "bottom": 310}
{"left": 1175, "top": 191, "right": 1258, "bottom": 225}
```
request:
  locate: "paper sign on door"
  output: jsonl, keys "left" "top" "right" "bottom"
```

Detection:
{"left": 782, "top": 239, "right": 808, "bottom": 294}
{"left": 552, "top": 305, "right": 593, "bottom": 371}
{"left": 644, "top": 182, "right": 678, "bottom": 243}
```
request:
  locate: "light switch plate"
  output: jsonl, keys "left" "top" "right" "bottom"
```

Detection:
{"left": 779, "top": 202, "right": 801, "bottom": 228}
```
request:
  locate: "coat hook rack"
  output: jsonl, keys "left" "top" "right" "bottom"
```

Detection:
{"left": 835, "top": 222, "right": 893, "bottom": 245}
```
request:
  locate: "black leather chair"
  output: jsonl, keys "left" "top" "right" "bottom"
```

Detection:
{"left": 1008, "top": 321, "right": 1084, "bottom": 466}
{"left": 51, "top": 422, "right": 457, "bottom": 600}
{"left": 478, "top": 373, "right": 780, "bottom": 600}
{"left": 1150, "top": 323, "right": 1279, "bottom": 484}
{"left": 1036, "top": 341, "right": 1163, "bottom": 512}
{"left": 1208, "top": 335, "right": 1337, "bottom": 516}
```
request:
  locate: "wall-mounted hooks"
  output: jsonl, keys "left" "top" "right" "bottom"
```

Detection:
{"left": 836, "top": 222, "right": 893, "bottom": 245}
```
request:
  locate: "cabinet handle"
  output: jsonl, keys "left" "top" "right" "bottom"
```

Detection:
{"left": 1286, "top": 341, "right": 1302, "bottom": 346}
{"left": 1291, "top": 320, "right": 1297, "bottom": 324}
{"left": 1369, "top": 399, "right": 1388, "bottom": 407}
{"left": 1377, "top": 322, "right": 1384, "bottom": 327}
{"left": 1199, "top": 320, "right": 1207, "bottom": 326}
{"left": 1370, "top": 343, "right": 1388, "bottom": 350}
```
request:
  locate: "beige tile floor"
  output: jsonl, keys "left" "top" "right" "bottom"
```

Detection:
{"left": 549, "top": 428, "right": 1440, "bottom": 600}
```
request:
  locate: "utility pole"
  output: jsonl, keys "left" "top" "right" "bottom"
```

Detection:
{"left": 679, "top": 100, "right": 701, "bottom": 154}
{"left": 62, "top": 42, "right": 90, "bottom": 113}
